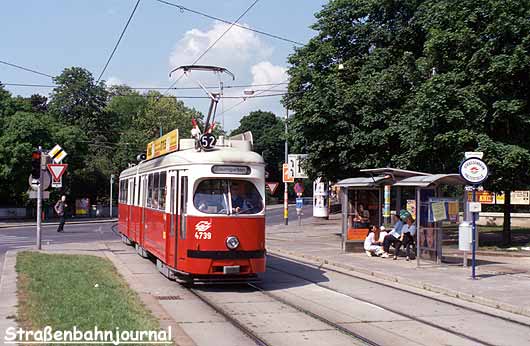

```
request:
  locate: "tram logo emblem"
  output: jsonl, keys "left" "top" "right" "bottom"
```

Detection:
{"left": 195, "top": 221, "right": 212, "bottom": 232}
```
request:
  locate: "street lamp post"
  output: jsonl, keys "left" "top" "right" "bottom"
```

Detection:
{"left": 110, "top": 174, "right": 115, "bottom": 218}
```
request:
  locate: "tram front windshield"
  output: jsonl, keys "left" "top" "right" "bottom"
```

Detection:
{"left": 194, "top": 179, "right": 263, "bottom": 215}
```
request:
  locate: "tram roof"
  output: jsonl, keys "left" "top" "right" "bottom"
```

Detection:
{"left": 119, "top": 146, "right": 264, "bottom": 178}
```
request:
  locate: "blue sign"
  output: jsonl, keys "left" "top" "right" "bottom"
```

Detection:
{"left": 296, "top": 197, "right": 303, "bottom": 209}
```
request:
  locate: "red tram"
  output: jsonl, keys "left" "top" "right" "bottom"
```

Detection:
{"left": 117, "top": 133, "right": 266, "bottom": 282}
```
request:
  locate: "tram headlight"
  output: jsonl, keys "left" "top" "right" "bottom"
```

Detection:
{"left": 226, "top": 236, "right": 240, "bottom": 250}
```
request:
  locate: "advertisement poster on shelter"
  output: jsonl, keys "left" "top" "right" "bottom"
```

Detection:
{"left": 76, "top": 198, "right": 90, "bottom": 215}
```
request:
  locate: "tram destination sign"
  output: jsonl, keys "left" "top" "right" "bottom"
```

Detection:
{"left": 211, "top": 165, "right": 251, "bottom": 175}
{"left": 459, "top": 157, "right": 488, "bottom": 185}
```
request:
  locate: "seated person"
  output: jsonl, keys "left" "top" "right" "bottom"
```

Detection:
{"left": 195, "top": 196, "right": 209, "bottom": 213}
{"left": 382, "top": 213, "right": 404, "bottom": 259}
{"left": 353, "top": 204, "right": 370, "bottom": 228}
{"left": 378, "top": 225, "right": 388, "bottom": 242}
{"left": 230, "top": 181, "right": 263, "bottom": 214}
{"left": 364, "top": 225, "right": 383, "bottom": 257}
{"left": 396, "top": 214, "right": 416, "bottom": 261}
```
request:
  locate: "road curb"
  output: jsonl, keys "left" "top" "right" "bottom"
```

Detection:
{"left": 0, "top": 218, "right": 118, "bottom": 229}
{"left": 267, "top": 247, "right": 530, "bottom": 318}
{"left": 0, "top": 250, "right": 19, "bottom": 341}
{"left": 99, "top": 242, "right": 197, "bottom": 346}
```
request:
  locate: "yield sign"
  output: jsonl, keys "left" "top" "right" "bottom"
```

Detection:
{"left": 47, "top": 164, "right": 68, "bottom": 182}
{"left": 266, "top": 182, "right": 280, "bottom": 195}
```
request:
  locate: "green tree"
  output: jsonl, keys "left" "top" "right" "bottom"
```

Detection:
{"left": 0, "top": 111, "right": 86, "bottom": 205}
{"left": 47, "top": 67, "right": 118, "bottom": 203}
{"left": 48, "top": 67, "right": 115, "bottom": 140}
{"left": 285, "top": 0, "right": 530, "bottom": 244}
{"left": 231, "top": 110, "right": 284, "bottom": 182}
{"left": 106, "top": 89, "right": 199, "bottom": 173}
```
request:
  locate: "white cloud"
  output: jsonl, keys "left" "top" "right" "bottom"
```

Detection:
{"left": 167, "top": 22, "right": 288, "bottom": 131}
{"left": 250, "top": 61, "right": 288, "bottom": 86}
{"left": 105, "top": 76, "right": 123, "bottom": 86}
{"left": 169, "top": 22, "right": 273, "bottom": 74}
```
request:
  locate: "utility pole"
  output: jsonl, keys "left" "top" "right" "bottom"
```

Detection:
{"left": 110, "top": 174, "right": 115, "bottom": 218}
{"left": 36, "top": 146, "right": 43, "bottom": 250}
{"left": 284, "top": 108, "right": 289, "bottom": 225}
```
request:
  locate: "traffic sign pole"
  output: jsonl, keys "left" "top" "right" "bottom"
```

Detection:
{"left": 472, "top": 187, "right": 477, "bottom": 279}
{"left": 459, "top": 152, "right": 488, "bottom": 280}
{"left": 36, "top": 146, "right": 42, "bottom": 250}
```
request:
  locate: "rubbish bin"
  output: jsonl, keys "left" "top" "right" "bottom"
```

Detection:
{"left": 459, "top": 221, "right": 478, "bottom": 251}
{"left": 90, "top": 205, "right": 97, "bottom": 218}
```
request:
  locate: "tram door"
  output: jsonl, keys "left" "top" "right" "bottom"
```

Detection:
{"left": 167, "top": 171, "right": 178, "bottom": 267}
{"left": 140, "top": 175, "right": 148, "bottom": 247}
{"left": 128, "top": 177, "right": 134, "bottom": 238}
{"left": 177, "top": 173, "right": 188, "bottom": 264}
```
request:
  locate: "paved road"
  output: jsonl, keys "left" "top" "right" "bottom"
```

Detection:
{"left": 0, "top": 205, "right": 314, "bottom": 278}
{"left": 0, "top": 221, "right": 118, "bottom": 279}
{"left": 265, "top": 204, "right": 313, "bottom": 225}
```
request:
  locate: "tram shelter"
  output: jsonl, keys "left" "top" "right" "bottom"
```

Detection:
{"left": 337, "top": 168, "right": 466, "bottom": 266}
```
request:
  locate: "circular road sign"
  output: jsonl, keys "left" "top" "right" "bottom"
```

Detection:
{"left": 294, "top": 182, "right": 304, "bottom": 195}
{"left": 29, "top": 172, "right": 51, "bottom": 191}
{"left": 459, "top": 157, "right": 488, "bottom": 185}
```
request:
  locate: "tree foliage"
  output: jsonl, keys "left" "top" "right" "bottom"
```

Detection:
{"left": 285, "top": 0, "right": 530, "bottom": 243}
{"left": 285, "top": 0, "right": 530, "bottom": 181}
{"left": 231, "top": 110, "right": 284, "bottom": 181}
{"left": 0, "top": 69, "right": 199, "bottom": 206}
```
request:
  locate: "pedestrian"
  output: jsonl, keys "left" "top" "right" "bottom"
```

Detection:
{"left": 396, "top": 215, "right": 416, "bottom": 261}
{"left": 364, "top": 225, "right": 384, "bottom": 257}
{"left": 381, "top": 213, "right": 404, "bottom": 258}
{"left": 55, "top": 195, "right": 67, "bottom": 232}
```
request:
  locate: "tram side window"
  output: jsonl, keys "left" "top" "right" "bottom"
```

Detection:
{"left": 152, "top": 173, "right": 160, "bottom": 209}
{"left": 119, "top": 180, "right": 128, "bottom": 204}
{"left": 147, "top": 173, "right": 154, "bottom": 208}
{"left": 159, "top": 172, "right": 167, "bottom": 210}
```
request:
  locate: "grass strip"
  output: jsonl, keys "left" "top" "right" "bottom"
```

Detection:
{"left": 16, "top": 251, "right": 160, "bottom": 343}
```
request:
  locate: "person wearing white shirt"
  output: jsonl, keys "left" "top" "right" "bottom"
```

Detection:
{"left": 364, "top": 226, "right": 383, "bottom": 257}
{"left": 396, "top": 216, "right": 416, "bottom": 261}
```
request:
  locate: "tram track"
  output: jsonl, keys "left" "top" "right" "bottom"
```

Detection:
{"left": 246, "top": 282, "right": 381, "bottom": 346}
{"left": 264, "top": 254, "right": 530, "bottom": 346}
{"left": 267, "top": 252, "right": 530, "bottom": 328}
{"left": 186, "top": 286, "right": 271, "bottom": 346}
{"left": 186, "top": 283, "right": 379, "bottom": 346}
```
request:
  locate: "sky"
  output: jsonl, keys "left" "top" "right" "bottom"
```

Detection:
{"left": 1, "top": 0, "right": 328, "bottom": 131}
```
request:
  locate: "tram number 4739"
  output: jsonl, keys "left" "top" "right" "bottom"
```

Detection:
{"left": 195, "top": 231, "right": 212, "bottom": 240}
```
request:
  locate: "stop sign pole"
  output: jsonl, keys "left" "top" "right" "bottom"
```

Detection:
{"left": 459, "top": 153, "right": 489, "bottom": 280}
{"left": 37, "top": 146, "right": 43, "bottom": 250}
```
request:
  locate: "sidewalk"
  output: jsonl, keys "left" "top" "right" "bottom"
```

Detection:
{"left": 266, "top": 214, "right": 530, "bottom": 318}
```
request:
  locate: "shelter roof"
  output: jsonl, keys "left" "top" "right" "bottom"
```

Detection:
{"left": 336, "top": 176, "right": 391, "bottom": 188}
{"left": 393, "top": 174, "right": 465, "bottom": 188}
{"left": 359, "top": 167, "right": 430, "bottom": 178}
